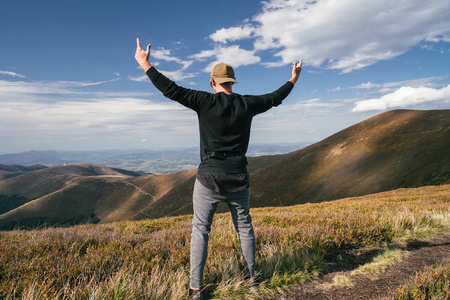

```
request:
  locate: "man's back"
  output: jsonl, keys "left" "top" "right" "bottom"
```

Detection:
{"left": 145, "top": 66, "right": 294, "bottom": 157}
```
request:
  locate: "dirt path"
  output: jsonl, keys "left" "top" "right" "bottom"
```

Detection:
{"left": 276, "top": 233, "right": 450, "bottom": 300}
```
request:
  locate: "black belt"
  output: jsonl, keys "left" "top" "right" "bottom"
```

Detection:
{"left": 202, "top": 151, "right": 244, "bottom": 162}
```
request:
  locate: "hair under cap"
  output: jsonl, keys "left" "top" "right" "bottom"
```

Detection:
{"left": 211, "top": 62, "right": 236, "bottom": 84}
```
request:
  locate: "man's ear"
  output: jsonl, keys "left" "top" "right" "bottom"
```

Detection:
{"left": 210, "top": 79, "right": 215, "bottom": 88}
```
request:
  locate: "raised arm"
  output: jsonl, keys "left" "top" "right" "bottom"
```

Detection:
{"left": 135, "top": 38, "right": 152, "bottom": 72}
{"left": 289, "top": 60, "right": 302, "bottom": 85}
{"left": 134, "top": 39, "right": 210, "bottom": 110}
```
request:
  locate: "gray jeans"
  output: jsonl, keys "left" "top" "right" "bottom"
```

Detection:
{"left": 190, "top": 179, "right": 256, "bottom": 288}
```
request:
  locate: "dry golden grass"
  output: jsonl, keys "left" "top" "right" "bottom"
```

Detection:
{"left": 352, "top": 249, "right": 403, "bottom": 278}
{"left": 383, "top": 258, "right": 450, "bottom": 300}
{"left": 318, "top": 274, "right": 355, "bottom": 290}
{"left": 1, "top": 184, "right": 449, "bottom": 299}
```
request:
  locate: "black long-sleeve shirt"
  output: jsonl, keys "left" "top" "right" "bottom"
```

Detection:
{"left": 146, "top": 67, "right": 294, "bottom": 192}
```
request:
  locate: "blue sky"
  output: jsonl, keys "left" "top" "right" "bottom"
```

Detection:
{"left": 1, "top": 0, "right": 449, "bottom": 154}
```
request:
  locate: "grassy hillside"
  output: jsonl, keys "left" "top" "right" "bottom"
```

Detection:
{"left": 0, "top": 164, "right": 47, "bottom": 176}
{"left": 249, "top": 109, "right": 450, "bottom": 207}
{"left": 0, "top": 164, "right": 151, "bottom": 229}
{"left": 136, "top": 109, "right": 450, "bottom": 218}
{"left": 0, "top": 164, "right": 140, "bottom": 200}
{"left": 140, "top": 109, "right": 450, "bottom": 217}
{"left": 1, "top": 109, "right": 448, "bottom": 228}
{"left": 0, "top": 155, "right": 282, "bottom": 228}
{"left": 1, "top": 184, "right": 449, "bottom": 299}
{"left": 130, "top": 154, "right": 288, "bottom": 219}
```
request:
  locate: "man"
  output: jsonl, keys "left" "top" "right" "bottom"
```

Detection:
{"left": 135, "top": 38, "right": 302, "bottom": 299}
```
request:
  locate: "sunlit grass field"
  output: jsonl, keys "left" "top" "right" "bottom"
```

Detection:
{"left": 1, "top": 185, "right": 449, "bottom": 299}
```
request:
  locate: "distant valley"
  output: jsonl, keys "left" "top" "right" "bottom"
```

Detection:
{"left": 0, "top": 109, "right": 449, "bottom": 230}
{"left": 0, "top": 143, "right": 311, "bottom": 174}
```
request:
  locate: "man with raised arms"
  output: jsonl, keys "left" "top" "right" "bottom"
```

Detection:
{"left": 135, "top": 38, "right": 302, "bottom": 299}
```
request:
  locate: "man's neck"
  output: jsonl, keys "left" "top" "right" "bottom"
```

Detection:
{"left": 214, "top": 83, "right": 233, "bottom": 95}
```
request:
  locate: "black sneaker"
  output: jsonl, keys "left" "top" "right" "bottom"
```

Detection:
{"left": 189, "top": 288, "right": 203, "bottom": 300}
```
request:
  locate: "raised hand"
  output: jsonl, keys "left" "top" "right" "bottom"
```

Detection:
{"left": 289, "top": 59, "right": 302, "bottom": 85}
{"left": 292, "top": 60, "right": 302, "bottom": 77}
{"left": 135, "top": 38, "right": 152, "bottom": 72}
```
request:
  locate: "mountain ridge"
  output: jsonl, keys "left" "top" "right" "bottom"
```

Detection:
{"left": 249, "top": 109, "right": 450, "bottom": 207}
{"left": 0, "top": 155, "right": 283, "bottom": 228}
{"left": 1, "top": 109, "right": 449, "bottom": 229}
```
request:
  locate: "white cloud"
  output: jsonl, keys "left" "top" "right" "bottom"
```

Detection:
{"left": 128, "top": 75, "right": 148, "bottom": 82}
{"left": 0, "top": 71, "right": 26, "bottom": 78}
{"left": 1, "top": 96, "right": 196, "bottom": 149}
{"left": 352, "top": 84, "right": 450, "bottom": 112}
{"left": 158, "top": 70, "right": 197, "bottom": 82}
{"left": 327, "top": 76, "right": 448, "bottom": 95}
{"left": 425, "top": 36, "right": 450, "bottom": 43}
{"left": 152, "top": 48, "right": 177, "bottom": 62}
{"left": 328, "top": 87, "right": 342, "bottom": 93}
{"left": 152, "top": 48, "right": 193, "bottom": 70}
{"left": 191, "top": 45, "right": 261, "bottom": 72}
{"left": 210, "top": 0, "right": 450, "bottom": 72}
{"left": 348, "top": 76, "right": 448, "bottom": 95}
{"left": 209, "top": 25, "right": 255, "bottom": 43}
{"left": 0, "top": 77, "right": 199, "bottom": 152}
{"left": 90, "top": 91, "right": 154, "bottom": 98}
{"left": 254, "top": 98, "right": 343, "bottom": 129}
{"left": 189, "top": 49, "right": 216, "bottom": 62}
{"left": 0, "top": 78, "right": 121, "bottom": 95}
{"left": 250, "top": 98, "right": 349, "bottom": 143}
{"left": 130, "top": 48, "right": 197, "bottom": 82}
{"left": 128, "top": 70, "right": 196, "bottom": 83}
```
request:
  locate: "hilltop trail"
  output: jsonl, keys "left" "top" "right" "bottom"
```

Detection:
{"left": 276, "top": 233, "right": 450, "bottom": 300}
